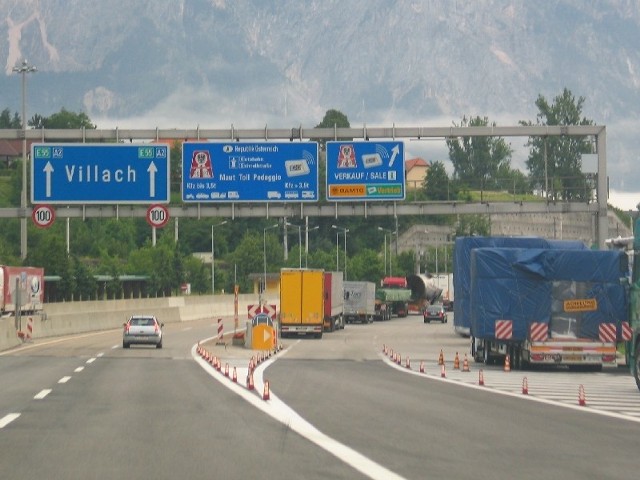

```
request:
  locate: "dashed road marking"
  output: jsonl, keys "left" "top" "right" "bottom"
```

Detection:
{"left": 0, "top": 413, "right": 20, "bottom": 428}
{"left": 34, "top": 389, "right": 52, "bottom": 400}
{"left": 58, "top": 376, "right": 71, "bottom": 384}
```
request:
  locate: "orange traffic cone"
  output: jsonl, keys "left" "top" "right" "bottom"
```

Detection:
{"left": 440, "top": 364, "right": 446, "bottom": 378}
{"left": 419, "top": 361, "right": 425, "bottom": 373}
{"left": 522, "top": 377, "right": 528, "bottom": 395}
{"left": 224, "top": 363, "right": 229, "bottom": 377}
{"left": 405, "top": 356, "right": 411, "bottom": 369}
{"left": 438, "top": 349, "right": 444, "bottom": 365}
{"left": 263, "top": 380, "right": 270, "bottom": 400}
{"left": 453, "top": 352, "right": 460, "bottom": 370}
{"left": 232, "top": 367, "right": 237, "bottom": 383}
{"left": 462, "top": 354, "right": 470, "bottom": 372}
{"left": 504, "top": 354, "right": 511, "bottom": 372}
{"left": 578, "top": 384, "right": 586, "bottom": 406}
{"left": 478, "top": 369, "right": 485, "bottom": 386}
{"left": 247, "top": 371, "right": 255, "bottom": 390}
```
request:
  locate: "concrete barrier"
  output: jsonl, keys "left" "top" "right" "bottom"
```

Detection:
{"left": 0, "top": 294, "right": 279, "bottom": 353}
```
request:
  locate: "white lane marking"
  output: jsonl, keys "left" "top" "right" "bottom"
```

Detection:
{"left": 74, "top": 366, "right": 84, "bottom": 373}
{"left": 34, "top": 389, "right": 52, "bottom": 399}
{"left": 97, "top": 352, "right": 104, "bottom": 357}
{"left": 86, "top": 358, "right": 96, "bottom": 364}
{"left": 58, "top": 376, "right": 71, "bottom": 384}
{"left": 111, "top": 345, "right": 119, "bottom": 349}
{"left": 0, "top": 413, "right": 20, "bottom": 428}
{"left": 381, "top": 355, "right": 640, "bottom": 424}
{"left": 192, "top": 342, "right": 407, "bottom": 480}
{"left": 182, "top": 327, "right": 193, "bottom": 331}
{"left": 0, "top": 329, "right": 121, "bottom": 355}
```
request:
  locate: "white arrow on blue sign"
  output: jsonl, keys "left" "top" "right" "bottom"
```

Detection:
{"left": 31, "top": 144, "right": 170, "bottom": 204}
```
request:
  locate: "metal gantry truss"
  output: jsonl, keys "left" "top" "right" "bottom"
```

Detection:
{"left": 0, "top": 124, "right": 608, "bottom": 247}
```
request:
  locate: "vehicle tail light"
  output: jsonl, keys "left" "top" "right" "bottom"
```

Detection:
{"left": 123, "top": 323, "right": 129, "bottom": 333}
{"left": 154, "top": 324, "right": 159, "bottom": 334}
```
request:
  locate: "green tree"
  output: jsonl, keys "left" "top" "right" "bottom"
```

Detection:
{"left": 446, "top": 116, "right": 513, "bottom": 197}
{"left": 423, "top": 161, "right": 453, "bottom": 200}
{"left": 455, "top": 215, "right": 491, "bottom": 237}
{"left": 314, "top": 109, "right": 351, "bottom": 150}
{"left": 522, "top": 88, "right": 594, "bottom": 201}
{"left": 72, "top": 256, "right": 97, "bottom": 301}
{"left": 0, "top": 108, "right": 21, "bottom": 128}
{"left": 183, "top": 255, "right": 209, "bottom": 294}
{"left": 495, "top": 163, "right": 531, "bottom": 196}
{"left": 29, "top": 108, "right": 96, "bottom": 129}
{"left": 348, "top": 248, "right": 383, "bottom": 282}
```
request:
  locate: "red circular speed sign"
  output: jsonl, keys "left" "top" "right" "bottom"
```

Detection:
{"left": 146, "top": 204, "right": 170, "bottom": 228}
{"left": 32, "top": 205, "right": 56, "bottom": 228}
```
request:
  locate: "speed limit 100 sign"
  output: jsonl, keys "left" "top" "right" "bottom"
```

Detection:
{"left": 146, "top": 204, "right": 170, "bottom": 228}
{"left": 32, "top": 205, "right": 56, "bottom": 228}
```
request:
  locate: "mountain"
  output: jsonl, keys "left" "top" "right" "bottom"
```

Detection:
{"left": 1, "top": 0, "right": 639, "bottom": 193}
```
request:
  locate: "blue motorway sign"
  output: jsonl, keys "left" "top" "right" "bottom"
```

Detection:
{"left": 326, "top": 141, "right": 405, "bottom": 201}
{"left": 31, "top": 144, "right": 170, "bottom": 204}
{"left": 182, "top": 142, "right": 318, "bottom": 202}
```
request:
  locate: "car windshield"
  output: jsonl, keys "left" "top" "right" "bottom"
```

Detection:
{"left": 131, "top": 317, "right": 155, "bottom": 326}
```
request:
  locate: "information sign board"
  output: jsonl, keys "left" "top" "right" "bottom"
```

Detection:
{"left": 182, "top": 142, "right": 318, "bottom": 202}
{"left": 326, "top": 141, "right": 405, "bottom": 201}
{"left": 31, "top": 143, "right": 170, "bottom": 204}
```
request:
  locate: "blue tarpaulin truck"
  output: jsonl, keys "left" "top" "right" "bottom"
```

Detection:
{"left": 470, "top": 247, "right": 628, "bottom": 370}
{"left": 453, "top": 236, "right": 587, "bottom": 337}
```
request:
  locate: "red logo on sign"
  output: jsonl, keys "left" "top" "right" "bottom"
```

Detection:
{"left": 189, "top": 150, "right": 213, "bottom": 178}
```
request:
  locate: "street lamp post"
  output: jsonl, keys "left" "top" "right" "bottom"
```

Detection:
{"left": 263, "top": 224, "right": 279, "bottom": 302}
{"left": 377, "top": 226, "right": 396, "bottom": 276}
{"left": 211, "top": 220, "right": 227, "bottom": 294}
{"left": 285, "top": 222, "right": 302, "bottom": 268}
{"left": 13, "top": 59, "right": 37, "bottom": 260}
{"left": 331, "top": 225, "right": 349, "bottom": 280}
{"left": 305, "top": 225, "right": 319, "bottom": 268}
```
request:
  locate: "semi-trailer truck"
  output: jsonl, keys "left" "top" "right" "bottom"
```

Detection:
{"left": 323, "top": 271, "right": 344, "bottom": 332}
{"left": 470, "top": 247, "right": 628, "bottom": 370}
{"left": 343, "top": 281, "right": 376, "bottom": 324}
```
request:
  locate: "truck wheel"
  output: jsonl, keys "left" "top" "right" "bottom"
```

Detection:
{"left": 483, "top": 343, "right": 492, "bottom": 365}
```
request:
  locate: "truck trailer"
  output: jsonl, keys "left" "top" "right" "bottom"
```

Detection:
{"left": 375, "top": 276, "right": 411, "bottom": 319}
{"left": 470, "top": 247, "right": 628, "bottom": 370}
{"left": 279, "top": 268, "right": 325, "bottom": 338}
{"left": 406, "top": 274, "right": 442, "bottom": 314}
{"left": 343, "top": 281, "right": 376, "bottom": 324}
{"left": 453, "top": 236, "right": 587, "bottom": 337}
{"left": 323, "top": 271, "right": 344, "bottom": 332}
{"left": 0, "top": 266, "right": 45, "bottom": 316}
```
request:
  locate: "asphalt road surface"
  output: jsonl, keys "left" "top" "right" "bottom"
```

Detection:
{"left": 1, "top": 314, "right": 638, "bottom": 480}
